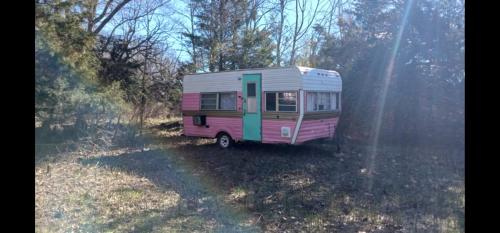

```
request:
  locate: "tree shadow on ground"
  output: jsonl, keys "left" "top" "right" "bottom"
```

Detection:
{"left": 79, "top": 148, "right": 262, "bottom": 232}
{"left": 79, "top": 130, "right": 464, "bottom": 232}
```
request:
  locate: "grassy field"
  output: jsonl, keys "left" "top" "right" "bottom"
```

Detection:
{"left": 35, "top": 119, "right": 464, "bottom": 233}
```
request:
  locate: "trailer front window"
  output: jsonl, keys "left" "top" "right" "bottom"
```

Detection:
{"left": 306, "top": 92, "right": 340, "bottom": 112}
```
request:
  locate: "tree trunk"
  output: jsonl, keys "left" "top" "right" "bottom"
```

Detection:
{"left": 276, "top": 0, "right": 285, "bottom": 67}
{"left": 290, "top": 0, "right": 299, "bottom": 66}
{"left": 189, "top": 3, "right": 197, "bottom": 68}
{"left": 139, "top": 42, "right": 149, "bottom": 137}
{"left": 112, "top": 114, "right": 121, "bottom": 141}
{"left": 139, "top": 73, "right": 146, "bottom": 136}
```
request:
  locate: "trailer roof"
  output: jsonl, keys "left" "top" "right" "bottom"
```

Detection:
{"left": 184, "top": 65, "right": 340, "bottom": 77}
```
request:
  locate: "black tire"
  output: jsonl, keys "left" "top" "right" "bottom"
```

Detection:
{"left": 216, "top": 133, "right": 233, "bottom": 149}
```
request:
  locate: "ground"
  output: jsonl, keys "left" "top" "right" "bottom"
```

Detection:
{"left": 35, "top": 119, "right": 464, "bottom": 233}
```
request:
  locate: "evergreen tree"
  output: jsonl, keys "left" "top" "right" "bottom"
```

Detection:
{"left": 317, "top": 0, "right": 464, "bottom": 146}
{"left": 36, "top": 0, "right": 127, "bottom": 136}
{"left": 185, "top": 0, "right": 275, "bottom": 72}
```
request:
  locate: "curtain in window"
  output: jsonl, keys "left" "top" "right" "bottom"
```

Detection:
{"left": 307, "top": 92, "right": 316, "bottom": 111}
{"left": 331, "top": 93, "right": 337, "bottom": 110}
{"left": 317, "top": 92, "right": 331, "bottom": 111}
{"left": 307, "top": 92, "right": 338, "bottom": 111}
{"left": 219, "top": 92, "right": 236, "bottom": 110}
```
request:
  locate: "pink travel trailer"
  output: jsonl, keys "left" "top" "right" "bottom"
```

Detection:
{"left": 181, "top": 66, "right": 342, "bottom": 148}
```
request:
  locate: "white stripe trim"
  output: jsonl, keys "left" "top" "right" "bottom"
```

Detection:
{"left": 291, "top": 90, "right": 304, "bottom": 144}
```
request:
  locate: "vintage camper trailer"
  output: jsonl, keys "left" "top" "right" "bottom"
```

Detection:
{"left": 181, "top": 66, "right": 342, "bottom": 148}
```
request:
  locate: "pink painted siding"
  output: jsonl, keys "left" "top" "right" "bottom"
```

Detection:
{"left": 183, "top": 116, "right": 243, "bottom": 140}
{"left": 296, "top": 118, "right": 339, "bottom": 143}
{"left": 182, "top": 93, "right": 200, "bottom": 110}
{"left": 236, "top": 91, "right": 243, "bottom": 112}
{"left": 262, "top": 120, "right": 296, "bottom": 144}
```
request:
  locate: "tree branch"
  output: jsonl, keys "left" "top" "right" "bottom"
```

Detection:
{"left": 93, "top": 0, "right": 133, "bottom": 35}
{"left": 93, "top": 0, "right": 115, "bottom": 24}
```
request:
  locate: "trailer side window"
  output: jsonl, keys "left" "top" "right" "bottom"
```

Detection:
{"left": 266, "top": 93, "right": 276, "bottom": 111}
{"left": 201, "top": 93, "right": 217, "bottom": 110}
{"left": 219, "top": 92, "right": 236, "bottom": 110}
{"left": 265, "top": 92, "right": 297, "bottom": 112}
{"left": 278, "top": 92, "right": 297, "bottom": 111}
{"left": 201, "top": 92, "right": 236, "bottom": 110}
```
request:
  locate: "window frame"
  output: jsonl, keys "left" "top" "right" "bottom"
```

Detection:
{"left": 264, "top": 91, "right": 298, "bottom": 112}
{"left": 245, "top": 82, "right": 258, "bottom": 113}
{"left": 200, "top": 91, "right": 237, "bottom": 111}
{"left": 306, "top": 91, "right": 341, "bottom": 112}
{"left": 200, "top": 93, "right": 218, "bottom": 110}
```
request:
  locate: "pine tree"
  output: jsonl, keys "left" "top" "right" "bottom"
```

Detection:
{"left": 36, "top": 0, "right": 127, "bottom": 137}
{"left": 186, "top": 0, "right": 275, "bottom": 72}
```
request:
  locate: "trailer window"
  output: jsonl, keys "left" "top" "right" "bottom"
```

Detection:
{"left": 266, "top": 93, "right": 276, "bottom": 111}
{"left": 247, "top": 83, "right": 256, "bottom": 97}
{"left": 246, "top": 83, "right": 257, "bottom": 113}
{"left": 331, "top": 92, "right": 340, "bottom": 110}
{"left": 201, "top": 93, "right": 217, "bottom": 110}
{"left": 265, "top": 92, "right": 297, "bottom": 112}
{"left": 278, "top": 92, "right": 297, "bottom": 111}
{"left": 306, "top": 92, "right": 340, "bottom": 111}
{"left": 219, "top": 92, "right": 236, "bottom": 110}
{"left": 201, "top": 92, "right": 236, "bottom": 110}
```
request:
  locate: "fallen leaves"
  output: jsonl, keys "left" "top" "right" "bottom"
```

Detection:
{"left": 36, "top": 125, "right": 464, "bottom": 233}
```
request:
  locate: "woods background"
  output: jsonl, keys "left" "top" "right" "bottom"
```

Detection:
{"left": 35, "top": 0, "right": 464, "bottom": 148}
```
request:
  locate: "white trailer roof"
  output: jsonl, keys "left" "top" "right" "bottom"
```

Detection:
{"left": 183, "top": 66, "right": 342, "bottom": 93}
{"left": 297, "top": 66, "right": 342, "bottom": 92}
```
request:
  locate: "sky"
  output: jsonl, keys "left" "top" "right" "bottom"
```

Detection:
{"left": 101, "top": 0, "right": 351, "bottom": 64}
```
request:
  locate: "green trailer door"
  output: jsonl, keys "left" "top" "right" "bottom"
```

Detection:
{"left": 242, "top": 74, "right": 262, "bottom": 141}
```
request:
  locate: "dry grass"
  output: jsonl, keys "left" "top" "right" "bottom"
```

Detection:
{"left": 35, "top": 119, "right": 464, "bottom": 233}
{"left": 35, "top": 149, "right": 181, "bottom": 233}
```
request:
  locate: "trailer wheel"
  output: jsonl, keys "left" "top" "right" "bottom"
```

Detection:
{"left": 216, "top": 133, "right": 233, "bottom": 149}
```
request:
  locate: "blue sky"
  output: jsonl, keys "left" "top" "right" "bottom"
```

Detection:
{"left": 101, "top": 0, "right": 350, "bottom": 63}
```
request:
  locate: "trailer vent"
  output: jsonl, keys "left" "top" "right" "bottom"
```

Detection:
{"left": 281, "top": 127, "right": 291, "bottom": 138}
{"left": 193, "top": 115, "right": 206, "bottom": 126}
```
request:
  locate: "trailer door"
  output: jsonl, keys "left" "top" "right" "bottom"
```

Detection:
{"left": 242, "top": 74, "right": 262, "bottom": 141}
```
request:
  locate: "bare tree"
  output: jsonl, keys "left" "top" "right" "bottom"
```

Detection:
{"left": 170, "top": 0, "right": 201, "bottom": 70}
{"left": 187, "top": 1, "right": 197, "bottom": 68}
{"left": 94, "top": 0, "right": 178, "bottom": 129}
{"left": 274, "top": 0, "right": 288, "bottom": 67}
{"left": 85, "top": 0, "right": 133, "bottom": 35}
{"left": 289, "top": 0, "right": 320, "bottom": 65}
{"left": 245, "top": 0, "right": 275, "bottom": 32}
{"left": 322, "top": 0, "right": 349, "bottom": 35}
